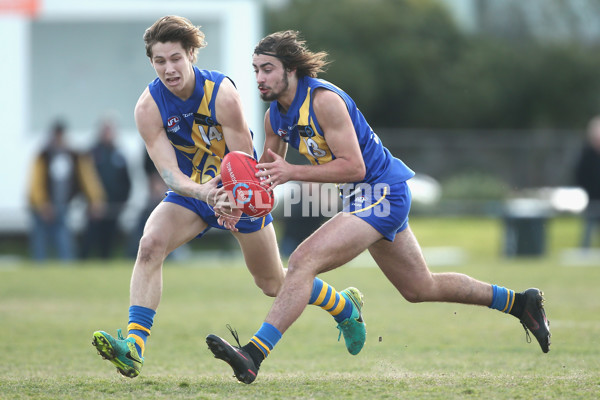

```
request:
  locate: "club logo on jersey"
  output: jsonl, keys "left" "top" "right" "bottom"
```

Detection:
{"left": 167, "top": 116, "right": 181, "bottom": 133}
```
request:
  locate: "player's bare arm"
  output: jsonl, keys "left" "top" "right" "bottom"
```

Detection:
{"left": 259, "top": 108, "right": 288, "bottom": 163}
{"left": 135, "top": 87, "right": 216, "bottom": 203}
{"left": 256, "top": 89, "right": 365, "bottom": 188}
{"left": 215, "top": 78, "right": 254, "bottom": 155}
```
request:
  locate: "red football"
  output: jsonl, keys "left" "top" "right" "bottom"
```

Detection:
{"left": 221, "top": 151, "right": 273, "bottom": 217}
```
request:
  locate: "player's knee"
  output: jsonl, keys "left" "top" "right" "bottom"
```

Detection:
{"left": 137, "top": 232, "right": 167, "bottom": 264}
{"left": 399, "top": 281, "right": 434, "bottom": 303}
{"left": 287, "top": 247, "right": 316, "bottom": 275}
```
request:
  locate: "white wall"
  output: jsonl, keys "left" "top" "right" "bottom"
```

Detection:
{"left": 0, "top": 15, "right": 31, "bottom": 232}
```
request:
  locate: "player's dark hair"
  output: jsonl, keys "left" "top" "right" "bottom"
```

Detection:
{"left": 254, "top": 30, "right": 330, "bottom": 78}
{"left": 144, "top": 15, "right": 206, "bottom": 63}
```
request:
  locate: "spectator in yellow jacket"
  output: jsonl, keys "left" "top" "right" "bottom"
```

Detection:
{"left": 28, "top": 120, "right": 105, "bottom": 261}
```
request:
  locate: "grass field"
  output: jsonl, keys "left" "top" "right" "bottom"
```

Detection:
{"left": 1, "top": 217, "right": 599, "bottom": 399}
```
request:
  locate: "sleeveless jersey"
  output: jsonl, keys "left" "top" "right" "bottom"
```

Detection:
{"left": 149, "top": 66, "right": 252, "bottom": 184}
{"left": 268, "top": 76, "right": 414, "bottom": 185}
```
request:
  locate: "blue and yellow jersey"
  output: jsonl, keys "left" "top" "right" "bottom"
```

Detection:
{"left": 268, "top": 76, "right": 414, "bottom": 185}
{"left": 149, "top": 66, "right": 254, "bottom": 184}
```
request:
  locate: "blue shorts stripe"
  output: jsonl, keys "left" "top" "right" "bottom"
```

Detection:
{"left": 341, "top": 181, "right": 411, "bottom": 242}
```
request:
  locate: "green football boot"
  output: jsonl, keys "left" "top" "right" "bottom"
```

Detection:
{"left": 337, "top": 287, "right": 366, "bottom": 355}
{"left": 92, "top": 329, "right": 143, "bottom": 378}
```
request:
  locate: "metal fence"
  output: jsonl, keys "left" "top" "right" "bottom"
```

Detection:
{"left": 377, "top": 128, "right": 584, "bottom": 189}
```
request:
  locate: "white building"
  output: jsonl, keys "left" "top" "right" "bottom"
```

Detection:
{"left": 0, "top": 0, "right": 263, "bottom": 233}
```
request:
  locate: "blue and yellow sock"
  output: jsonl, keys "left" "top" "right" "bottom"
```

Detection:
{"left": 243, "top": 278, "right": 351, "bottom": 365}
{"left": 245, "top": 322, "right": 282, "bottom": 364}
{"left": 308, "top": 277, "right": 353, "bottom": 323}
{"left": 127, "top": 305, "right": 155, "bottom": 357}
{"left": 489, "top": 285, "right": 516, "bottom": 314}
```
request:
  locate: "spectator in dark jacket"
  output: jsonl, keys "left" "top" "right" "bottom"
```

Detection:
{"left": 575, "top": 115, "right": 600, "bottom": 249}
{"left": 80, "top": 118, "right": 131, "bottom": 259}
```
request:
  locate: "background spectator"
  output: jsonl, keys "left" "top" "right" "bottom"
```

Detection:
{"left": 80, "top": 117, "right": 131, "bottom": 259}
{"left": 574, "top": 115, "right": 600, "bottom": 249}
{"left": 28, "top": 120, "right": 105, "bottom": 262}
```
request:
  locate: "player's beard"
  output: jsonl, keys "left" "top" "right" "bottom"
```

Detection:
{"left": 260, "top": 72, "right": 289, "bottom": 102}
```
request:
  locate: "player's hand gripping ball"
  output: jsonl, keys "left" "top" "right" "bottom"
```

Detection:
{"left": 221, "top": 151, "right": 273, "bottom": 217}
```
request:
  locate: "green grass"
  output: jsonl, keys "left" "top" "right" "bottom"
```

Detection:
{"left": 1, "top": 216, "right": 599, "bottom": 399}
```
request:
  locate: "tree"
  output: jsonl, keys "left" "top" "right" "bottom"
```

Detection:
{"left": 265, "top": 0, "right": 600, "bottom": 129}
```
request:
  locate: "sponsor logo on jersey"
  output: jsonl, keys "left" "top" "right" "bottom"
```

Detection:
{"left": 194, "top": 112, "right": 216, "bottom": 126}
{"left": 298, "top": 125, "right": 315, "bottom": 137}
